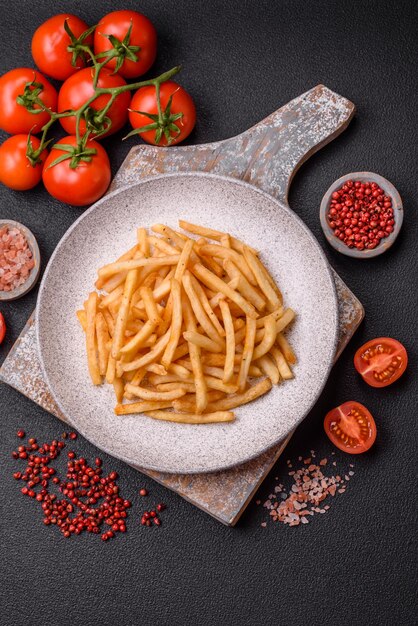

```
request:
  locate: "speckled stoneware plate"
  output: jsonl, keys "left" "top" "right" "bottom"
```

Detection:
{"left": 36, "top": 173, "right": 338, "bottom": 474}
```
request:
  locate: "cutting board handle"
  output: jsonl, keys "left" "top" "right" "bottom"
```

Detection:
{"left": 114, "top": 84, "right": 355, "bottom": 208}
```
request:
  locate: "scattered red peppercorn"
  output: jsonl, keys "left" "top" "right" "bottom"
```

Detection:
{"left": 69, "top": 432, "right": 77, "bottom": 440}
{"left": 17, "top": 429, "right": 25, "bottom": 438}
{"left": 327, "top": 180, "right": 394, "bottom": 251}
{"left": 139, "top": 488, "right": 148, "bottom": 496}
{"left": 157, "top": 503, "right": 166, "bottom": 512}
{"left": 11, "top": 433, "right": 132, "bottom": 542}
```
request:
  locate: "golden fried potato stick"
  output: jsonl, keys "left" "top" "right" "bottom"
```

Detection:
{"left": 178, "top": 220, "right": 258, "bottom": 255}
{"left": 197, "top": 243, "right": 257, "bottom": 286}
{"left": 182, "top": 271, "right": 224, "bottom": 347}
{"left": 183, "top": 331, "right": 223, "bottom": 353}
{"left": 161, "top": 278, "right": 183, "bottom": 369}
{"left": 122, "top": 330, "right": 170, "bottom": 372}
{"left": 223, "top": 259, "right": 266, "bottom": 311}
{"left": 98, "top": 255, "right": 180, "bottom": 280}
{"left": 256, "top": 307, "right": 284, "bottom": 328}
{"left": 182, "top": 291, "right": 208, "bottom": 413}
{"left": 76, "top": 309, "right": 87, "bottom": 331}
{"left": 137, "top": 227, "right": 150, "bottom": 257}
{"left": 237, "top": 317, "right": 257, "bottom": 391}
{"left": 242, "top": 246, "right": 281, "bottom": 311}
{"left": 143, "top": 410, "right": 235, "bottom": 424}
{"left": 148, "top": 235, "right": 180, "bottom": 256}
{"left": 192, "top": 263, "right": 258, "bottom": 319}
{"left": 106, "top": 352, "right": 116, "bottom": 384}
{"left": 275, "top": 308, "right": 295, "bottom": 334}
{"left": 111, "top": 269, "right": 138, "bottom": 359}
{"left": 95, "top": 311, "right": 110, "bottom": 376}
{"left": 199, "top": 377, "right": 272, "bottom": 412}
{"left": 113, "top": 378, "right": 124, "bottom": 403}
{"left": 189, "top": 274, "right": 225, "bottom": 337}
{"left": 219, "top": 299, "right": 235, "bottom": 383}
{"left": 174, "top": 238, "right": 194, "bottom": 283}
{"left": 85, "top": 292, "right": 101, "bottom": 385}
{"left": 99, "top": 284, "right": 124, "bottom": 310}
{"left": 276, "top": 332, "right": 297, "bottom": 364}
{"left": 152, "top": 224, "right": 190, "bottom": 250}
{"left": 256, "top": 354, "right": 280, "bottom": 384}
{"left": 95, "top": 244, "right": 137, "bottom": 289}
{"left": 270, "top": 346, "right": 294, "bottom": 380}
{"left": 252, "top": 315, "right": 278, "bottom": 361}
{"left": 125, "top": 384, "right": 186, "bottom": 401}
{"left": 120, "top": 320, "right": 156, "bottom": 361}
{"left": 139, "top": 286, "right": 162, "bottom": 325}
{"left": 156, "top": 382, "right": 196, "bottom": 393}
{"left": 115, "top": 401, "right": 173, "bottom": 415}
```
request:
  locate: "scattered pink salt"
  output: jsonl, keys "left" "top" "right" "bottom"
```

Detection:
{"left": 0, "top": 226, "right": 34, "bottom": 292}
{"left": 263, "top": 453, "right": 354, "bottom": 527}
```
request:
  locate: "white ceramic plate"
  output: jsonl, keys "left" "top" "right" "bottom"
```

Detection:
{"left": 37, "top": 173, "right": 338, "bottom": 474}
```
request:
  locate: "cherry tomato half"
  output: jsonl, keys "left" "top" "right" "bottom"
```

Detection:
{"left": 42, "top": 136, "right": 111, "bottom": 206}
{"left": 324, "top": 401, "right": 377, "bottom": 454}
{"left": 0, "top": 135, "right": 47, "bottom": 191}
{"left": 129, "top": 81, "right": 196, "bottom": 146}
{"left": 58, "top": 67, "right": 131, "bottom": 138}
{"left": 32, "top": 14, "right": 93, "bottom": 81}
{"left": 354, "top": 337, "right": 408, "bottom": 388}
{"left": 0, "top": 312, "right": 6, "bottom": 344}
{"left": 94, "top": 10, "right": 157, "bottom": 79}
{"left": 0, "top": 68, "right": 57, "bottom": 134}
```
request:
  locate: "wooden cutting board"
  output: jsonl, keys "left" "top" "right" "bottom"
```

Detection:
{"left": 0, "top": 84, "right": 363, "bottom": 525}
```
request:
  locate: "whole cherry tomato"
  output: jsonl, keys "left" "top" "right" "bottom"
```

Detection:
{"left": 42, "top": 136, "right": 111, "bottom": 206}
{"left": 129, "top": 81, "right": 196, "bottom": 146}
{"left": 32, "top": 14, "right": 94, "bottom": 81}
{"left": 58, "top": 68, "right": 131, "bottom": 138}
{"left": 354, "top": 337, "right": 408, "bottom": 388}
{"left": 324, "top": 401, "right": 377, "bottom": 454}
{"left": 0, "top": 68, "right": 57, "bottom": 134}
{"left": 94, "top": 10, "right": 157, "bottom": 79}
{"left": 0, "top": 312, "right": 6, "bottom": 344}
{"left": 0, "top": 135, "right": 47, "bottom": 191}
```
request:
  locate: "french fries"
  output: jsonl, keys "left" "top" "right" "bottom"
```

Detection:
{"left": 78, "top": 222, "right": 297, "bottom": 423}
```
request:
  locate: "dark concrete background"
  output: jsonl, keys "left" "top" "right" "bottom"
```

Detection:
{"left": 1, "top": 1, "right": 417, "bottom": 624}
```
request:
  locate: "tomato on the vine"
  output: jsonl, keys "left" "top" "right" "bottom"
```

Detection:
{"left": 94, "top": 10, "right": 157, "bottom": 79}
{"left": 0, "top": 68, "right": 57, "bottom": 134}
{"left": 354, "top": 337, "right": 408, "bottom": 388}
{"left": 128, "top": 81, "right": 196, "bottom": 146}
{"left": 58, "top": 67, "right": 131, "bottom": 138}
{"left": 32, "top": 14, "right": 94, "bottom": 81}
{"left": 0, "top": 312, "right": 6, "bottom": 344}
{"left": 324, "top": 401, "right": 377, "bottom": 454}
{"left": 42, "top": 136, "right": 111, "bottom": 206}
{"left": 0, "top": 135, "right": 47, "bottom": 191}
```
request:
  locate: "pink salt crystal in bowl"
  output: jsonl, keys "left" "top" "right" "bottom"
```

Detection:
{"left": 0, "top": 219, "right": 40, "bottom": 301}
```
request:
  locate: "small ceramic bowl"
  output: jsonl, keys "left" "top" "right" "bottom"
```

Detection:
{"left": 320, "top": 172, "right": 403, "bottom": 258}
{"left": 0, "top": 219, "right": 41, "bottom": 301}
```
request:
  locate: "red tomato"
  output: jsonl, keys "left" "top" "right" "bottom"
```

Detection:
{"left": 354, "top": 337, "right": 408, "bottom": 388}
{"left": 94, "top": 10, "right": 157, "bottom": 79}
{"left": 42, "top": 136, "right": 111, "bottom": 206}
{"left": 0, "top": 312, "right": 6, "bottom": 344}
{"left": 129, "top": 81, "right": 196, "bottom": 146}
{"left": 324, "top": 401, "right": 377, "bottom": 454}
{"left": 0, "top": 68, "right": 57, "bottom": 134}
{"left": 58, "top": 68, "right": 131, "bottom": 138}
{"left": 32, "top": 14, "right": 93, "bottom": 81}
{"left": 0, "top": 135, "right": 47, "bottom": 191}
